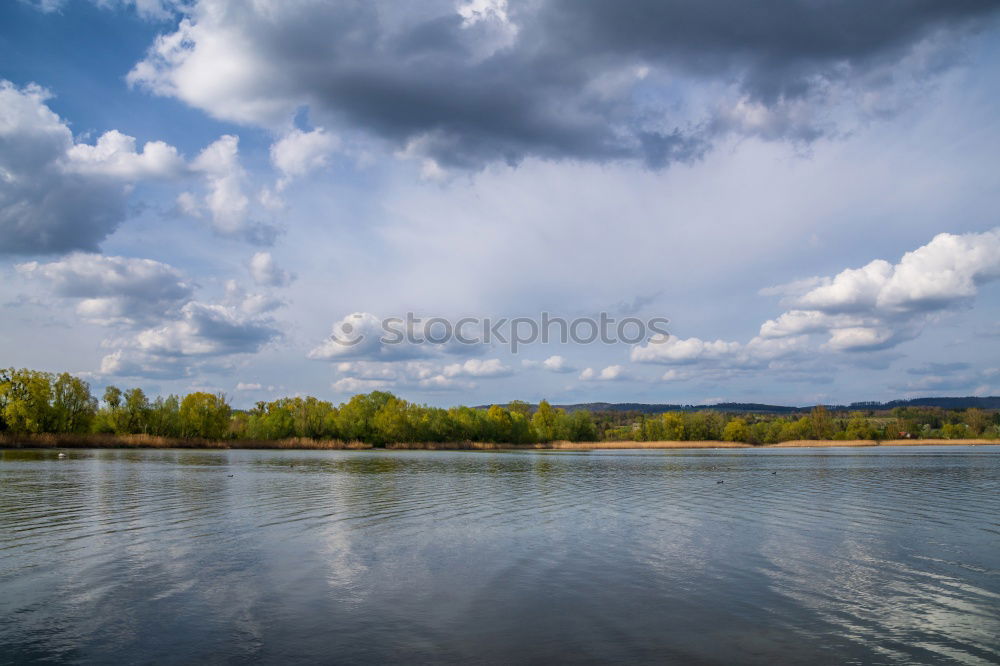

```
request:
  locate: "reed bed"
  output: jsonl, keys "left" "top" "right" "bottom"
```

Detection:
{"left": 0, "top": 433, "right": 370, "bottom": 450}
{"left": 543, "top": 440, "right": 753, "bottom": 449}
{"left": 0, "top": 433, "right": 995, "bottom": 451}
{"left": 768, "top": 438, "right": 997, "bottom": 447}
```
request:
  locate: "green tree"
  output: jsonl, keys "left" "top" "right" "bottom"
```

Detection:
{"left": 661, "top": 412, "right": 685, "bottom": 440}
{"left": 0, "top": 368, "right": 54, "bottom": 433}
{"left": 486, "top": 405, "right": 513, "bottom": 442}
{"left": 179, "top": 392, "right": 231, "bottom": 439}
{"left": 122, "top": 388, "right": 151, "bottom": 434}
{"left": 51, "top": 373, "right": 97, "bottom": 433}
{"left": 809, "top": 405, "right": 834, "bottom": 439}
{"left": 565, "top": 410, "right": 597, "bottom": 442}
{"left": 148, "top": 395, "right": 181, "bottom": 437}
{"left": 103, "top": 385, "right": 122, "bottom": 409}
{"left": 964, "top": 408, "right": 987, "bottom": 436}
{"left": 722, "top": 417, "right": 750, "bottom": 442}
{"left": 531, "top": 400, "right": 559, "bottom": 441}
{"left": 336, "top": 391, "right": 395, "bottom": 443}
{"left": 373, "top": 396, "right": 413, "bottom": 443}
{"left": 844, "top": 412, "right": 874, "bottom": 440}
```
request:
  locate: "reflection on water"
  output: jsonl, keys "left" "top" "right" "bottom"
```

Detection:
{"left": 1, "top": 447, "right": 998, "bottom": 664}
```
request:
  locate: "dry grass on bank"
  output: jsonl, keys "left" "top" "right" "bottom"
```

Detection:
{"left": 1, "top": 434, "right": 996, "bottom": 451}
{"left": 543, "top": 440, "right": 753, "bottom": 449}
{"left": 0, "top": 433, "right": 370, "bottom": 450}
{"left": 767, "top": 438, "right": 997, "bottom": 448}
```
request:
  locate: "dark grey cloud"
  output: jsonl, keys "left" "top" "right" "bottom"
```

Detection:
{"left": 0, "top": 81, "right": 186, "bottom": 255}
{"left": 540, "top": 0, "right": 999, "bottom": 103}
{"left": 0, "top": 82, "right": 127, "bottom": 254}
{"left": 131, "top": 0, "right": 1000, "bottom": 170}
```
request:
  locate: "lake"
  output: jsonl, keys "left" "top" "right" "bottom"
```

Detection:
{"left": 1, "top": 447, "right": 998, "bottom": 664}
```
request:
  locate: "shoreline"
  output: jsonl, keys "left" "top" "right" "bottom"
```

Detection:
{"left": 1, "top": 433, "right": 997, "bottom": 451}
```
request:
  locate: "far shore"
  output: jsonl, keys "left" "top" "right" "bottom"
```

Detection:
{"left": 1, "top": 433, "right": 997, "bottom": 451}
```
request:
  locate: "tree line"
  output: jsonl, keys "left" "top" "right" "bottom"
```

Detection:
{"left": 1, "top": 368, "right": 997, "bottom": 445}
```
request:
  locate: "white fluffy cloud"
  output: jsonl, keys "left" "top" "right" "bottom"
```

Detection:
{"left": 248, "top": 251, "right": 293, "bottom": 287}
{"left": 14, "top": 250, "right": 282, "bottom": 380}
{"left": 308, "top": 312, "right": 489, "bottom": 362}
{"left": 16, "top": 253, "right": 193, "bottom": 325}
{"left": 223, "top": 279, "right": 285, "bottom": 316}
{"left": 442, "top": 358, "right": 511, "bottom": 378}
{"left": 189, "top": 135, "right": 247, "bottom": 234}
{"left": 270, "top": 128, "right": 338, "bottom": 188}
{"left": 522, "top": 354, "right": 575, "bottom": 373}
{"left": 579, "top": 364, "right": 629, "bottom": 381}
{"left": 631, "top": 228, "right": 1000, "bottom": 374}
{"left": 120, "top": 301, "right": 277, "bottom": 356}
{"left": 182, "top": 134, "right": 278, "bottom": 243}
{"left": 65, "top": 129, "right": 185, "bottom": 179}
{"left": 235, "top": 381, "right": 263, "bottom": 391}
{"left": 100, "top": 300, "right": 281, "bottom": 378}
{"left": 330, "top": 360, "right": 477, "bottom": 393}
{"left": 0, "top": 81, "right": 185, "bottom": 254}
{"left": 762, "top": 228, "right": 1000, "bottom": 351}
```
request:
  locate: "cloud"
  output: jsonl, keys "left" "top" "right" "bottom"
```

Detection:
{"left": 523, "top": 354, "right": 575, "bottom": 373}
{"left": 631, "top": 336, "right": 741, "bottom": 365}
{"left": 331, "top": 360, "right": 476, "bottom": 392}
{"left": 270, "top": 127, "right": 338, "bottom": 188}
{"left": 760, "top": 228, "right": 1000, "bottom": 351}
{"left": 442, "top": 358, "right": 511, "bottom": 377}
{"left": 16, "top": 252, "right": 193, "bottom": 325}
{"left": 0, "top": 81, "right": 182, "bottom": 254}
{"left": 308, "top": 312, "right": 488, "bottom": 362}
{"left": 248, "top": 251, "right": 293, "bottom": 287}
{"left": 100, "top": 300, "right": 281, "bottom": 378}
{"left": 579, "top": 364, "right": 629, "bottom": 381}
{"left": 222, "top": 279, "right": 285, "bottom": 316}
{"left": 331, "top": 377, "right": 392, "bottom": 394}
{"left": 118, "top": 301, "right": 278, "bottom": 356}
{"left": 892, "top": 367, "right": 999, "bottom": 393}
{"left": 126, "top": 1, "right": 999, "bottom": 170}
{"left": 630, "top": 228, "right": 1000, "bottom": 377}
{"left": 13, "top": 253, "right": 285, "bottom": 379}
{"left": 65, "top": 129, "right": 185, "bottom": 179}
{"left": 235, "top": 381, "right": 263, "bottom": 391}
{"left": 906, "top": 362, "right": 971, "bottom": 376}
{"left": 308, "top": 313, "right": 403, "bottom": 362}
{"left": 184, "top": 134, "right": 278, "bottom": 243}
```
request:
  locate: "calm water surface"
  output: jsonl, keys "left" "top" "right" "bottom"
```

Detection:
{"left": 1, "top": 447, "right": 998, "bottom": 664}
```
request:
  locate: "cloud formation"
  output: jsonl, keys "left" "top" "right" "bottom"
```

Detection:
{"left": 17, "top": 253, "right": 193, "bottom": 325}
{"left": 330, "top": 360, "right": 483, "bottom": 393}
{"left": 128, "top": 0, "right": 1000, "bottom": 170}
{"left": 308, "top": 312, "right": 488, "bottom": 363}
{"left": 523, "top": 354, "right": 575, "bottom": 373}
{"left": 0, "top": 81, "right": 181, "bottom": 254}
{"left": 270, "top": 127, "right": 338, "bottom": 189}
{"left": 100, "top": 301, "right": 281, "bottom": 378}
{"left": 248, "top": 251, "right": 293, "bottom": 287}
{"left": 762, "top": 228, "right": 1000, "bottom": 351}
{"left": 13, "top": 248, "right": 282, "bottom": 379}
{"left": 632, "top": 228, "right": 1000, "bottom": 372}
{"left": 182, "top": 134, "right": 279, "bottom": 244}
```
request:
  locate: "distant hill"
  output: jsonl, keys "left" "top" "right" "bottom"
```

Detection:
{"left": 479, "top": 397, "right": 1000, "bottom": 413}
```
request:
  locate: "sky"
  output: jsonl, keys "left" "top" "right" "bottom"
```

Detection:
{"left": 1, "top": 0, "right": 999, "bottom": 408}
